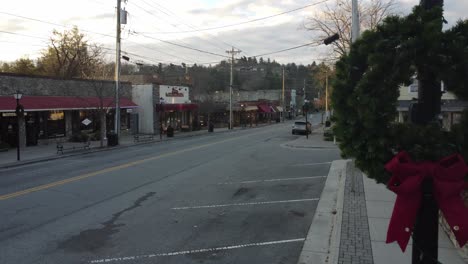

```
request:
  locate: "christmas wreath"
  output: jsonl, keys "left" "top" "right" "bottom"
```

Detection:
{"left": 332, "top": 5, "right": 468, "bottom": 183}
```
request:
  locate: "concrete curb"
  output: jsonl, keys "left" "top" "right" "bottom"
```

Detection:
{"left": 0, "top": 123, "right": 280, "bottom": 169}
{"left": 297, "top": 159, "right": 349, "bottom": 264}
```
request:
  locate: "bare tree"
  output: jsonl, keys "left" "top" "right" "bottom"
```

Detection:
{"left": 76, "top": 64, "right": 115, "bottom": 148}
{"left": 306, "top": 0, "right": 397, "bottom": 58}
{"left": 38, "top": 26, "right": 105, "bottom": 79}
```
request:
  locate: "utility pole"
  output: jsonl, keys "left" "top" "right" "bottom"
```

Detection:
{"left": 303, "top": 79, "right": 306, "bottom": 100}
{"left": 226, "top": 47, "right": 241, "bottom": 130}
{"left": 411, "top": 1, "right": 444, "bottom": 263}
{"left": 352, "top": 0, "right": 360, "bottom": 43}
{"left": 114, "top": 0, "right": 122, "bottom": 141}
{"left": 282, "top": 67, "right": 285, "bottom": 122}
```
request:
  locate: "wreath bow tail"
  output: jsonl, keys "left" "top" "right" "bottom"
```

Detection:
{"left": 385, "top": 152, "right": 468, "bottom": 252}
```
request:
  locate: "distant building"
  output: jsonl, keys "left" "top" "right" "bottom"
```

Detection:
{"left": 397, "top": 81, "right": 467, "bottom": 130}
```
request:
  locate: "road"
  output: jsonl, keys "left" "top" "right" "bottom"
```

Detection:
{"left": 0, "top": 118, "right": 340, "bottom": 264}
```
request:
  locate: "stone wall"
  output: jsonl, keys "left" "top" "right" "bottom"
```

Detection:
{"left": 0, "top": 73, "right": 132, "bottom": 98}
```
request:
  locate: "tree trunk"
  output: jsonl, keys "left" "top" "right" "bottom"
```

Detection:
{"left": 100, "top": 110, "right": 106, "bottom": 148}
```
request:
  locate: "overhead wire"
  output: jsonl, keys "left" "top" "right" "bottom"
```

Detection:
{"left": 251, "top": 42, "right": 322, "bottom": 58}
{"left": 142, "top": 0, "right": 246, "bottom": 54}
{"left": 0, "top": 11, "right": 116, "bottom": 39}
{"left": 132, "top": 31, "right": 229, "bottom": 58}
{"left": 143, "top": 0, "right": 330, "bottom": 34}
{"left": 124, "top": 2, "right": 202, "bottom": 63}
{"left": 127, "top": 0, "right": 229, "bottom": 59}
{"left": 0, "top": 29, "right": 181, "bottom": 66}
{"left": 0, "top": 11, "right": 207, "bottom": 65}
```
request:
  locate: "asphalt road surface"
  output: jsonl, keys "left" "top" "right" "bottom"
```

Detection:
{"left": 0, "top": 119, "right": 340, "bottom": 264}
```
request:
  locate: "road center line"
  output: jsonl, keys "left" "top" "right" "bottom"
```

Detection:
{"left": 172, "top": 198, "right": 319, "bottom": 210}
{"left": 218, "top": 176, "right": 327, "bottom": 185}
{"left": 0, "top": 128, "right": 276, "bottom": 201}
{"left": 89, "top": 238, "right": 306, "bottom": 263}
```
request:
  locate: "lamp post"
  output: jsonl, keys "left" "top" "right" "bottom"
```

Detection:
{"left": 13, "top": 91, "right": 23, "bottom": 161}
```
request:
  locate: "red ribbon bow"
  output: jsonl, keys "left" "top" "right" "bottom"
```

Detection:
{"left": 385, "top": 151, "right": 468, "bottom": 252}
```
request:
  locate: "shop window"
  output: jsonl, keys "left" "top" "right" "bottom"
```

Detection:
{"left": 47, "top": 110, "right": 65, "bottom": 138}
{"left": 453, "top": 112, "right": 462, "bottom": 125}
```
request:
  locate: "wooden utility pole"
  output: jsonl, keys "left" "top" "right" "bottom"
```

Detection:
{"left": 282, "top": 67, "right": 285, "bottom": 122}
{"left": 226, "top": 47, "right": 241, "bottom": 129}
{"left": 115, "top": 0, "right": 122, "bottom": 141}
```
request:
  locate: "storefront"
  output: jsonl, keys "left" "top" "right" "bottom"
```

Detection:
{"left": 156, "top": 85, "right": 198, "bottom": 132}
{"left": 0, "top": 96, "right": 138, "bottom": 147}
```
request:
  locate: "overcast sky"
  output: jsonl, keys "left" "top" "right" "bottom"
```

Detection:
{"left": 1, "top": 0, "right": 467, "bottom": 66}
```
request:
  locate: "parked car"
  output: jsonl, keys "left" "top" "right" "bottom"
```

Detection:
{"left": 292, "top": 121, "right": 311, "bottom": 135}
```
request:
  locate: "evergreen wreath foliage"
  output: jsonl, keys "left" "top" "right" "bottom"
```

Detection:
{"left": 332, "top": 5, "right": 468, "bottom": 183}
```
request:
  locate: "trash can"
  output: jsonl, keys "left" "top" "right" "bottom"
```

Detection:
{"left": 167, "top": 126, "right": 174, "bottom": 137}
{"left": 208, "top": 123, "right": 214, "bottom": 132}
{"left": 107, "top": 132, "right": 118, "bottom": 146}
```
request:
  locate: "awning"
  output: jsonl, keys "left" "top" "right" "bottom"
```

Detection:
{"left": 0, "top": 96, "right": 138, "bottom": 112}
{"left": 157, "top": 103, "right": 198, "bottom": 112}
{"left": 225, "top": 106, "right": 242, "bottom": 111}
{"left": 244, "top": 106, "right": 258, "bottom": 111}
{"left": 258, "top": 104, "right": 272, "bottom": 113}
{"left": 275, "top": 106, "right": 284, "bottom": 112}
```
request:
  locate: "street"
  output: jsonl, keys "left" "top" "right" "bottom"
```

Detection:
{"left": 0, "top": 119, "right": 340, "bottom": 264}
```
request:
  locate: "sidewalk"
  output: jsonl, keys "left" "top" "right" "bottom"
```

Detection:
{"left": 0, "top": 123, "right": 275, "bottom": 169}
{"left": 298, "top": 160, "right": 468, "bottom": 264}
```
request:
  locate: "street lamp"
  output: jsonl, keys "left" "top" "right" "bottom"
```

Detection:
{"left": 13, "top": 90, "right": 23, "bottom": 161}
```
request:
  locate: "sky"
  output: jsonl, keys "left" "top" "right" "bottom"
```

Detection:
{"left": 1, "top": 0, "right": 468, "bottom": 66}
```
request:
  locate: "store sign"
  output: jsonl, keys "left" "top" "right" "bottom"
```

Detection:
{"left": 160, "top": 85, "right": 190, "bottom": 104}
{"left": 82, "top": 118, "right": 92, "bottom": 126}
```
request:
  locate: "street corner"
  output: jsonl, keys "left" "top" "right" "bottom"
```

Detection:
{"left": 297, "top": 159, "right": 348, "bottom": 264}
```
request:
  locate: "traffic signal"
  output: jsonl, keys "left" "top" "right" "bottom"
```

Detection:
{"left": 324, "top": 33, "right": 340, "bottom": 45}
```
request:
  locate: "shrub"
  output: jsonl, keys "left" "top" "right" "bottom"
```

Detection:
{"left": 69, "top": 132, "right": 90, "bottom": 142}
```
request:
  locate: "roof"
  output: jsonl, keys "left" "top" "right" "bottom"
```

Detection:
{"left": 0, "top": 96, "right": 138, "bottom": 112}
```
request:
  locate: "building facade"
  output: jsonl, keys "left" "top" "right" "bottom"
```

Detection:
{"left": 0, "top": 73, "right": 137, "bottom": 148}
{"left": 132, "top": 84, "right": 198, "bottom": 134}
{"left": 397, "top": 82, "right": 467, "bottom": 130}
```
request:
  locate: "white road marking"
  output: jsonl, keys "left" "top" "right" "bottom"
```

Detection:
{"left": 292, "top": 162, "right": 332, "bottom": 167}
{"left": 172, "top": 198, "right": 319, "bottom": 210}
{"left": 218, "top": 176, "right": 327, "bottom": 185}
{"left": 89, "top": 238, "right": 306, "bottom": 263}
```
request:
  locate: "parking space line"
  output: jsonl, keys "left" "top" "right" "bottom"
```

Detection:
{"left": 292, "top": 162, "right": 332, "bottom": 167}
{"left": 172, "top": 198, "right": 319, "bottom": 210}
{"left": 218, "top": 176, "right": 326, "bottom": 185}
{"left": 89, "top": 238, "right": 306, "bottom": 263}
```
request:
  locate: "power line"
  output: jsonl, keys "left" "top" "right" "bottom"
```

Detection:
{"left": 126, "top": 1, "right": 222, "bottom": 62}
{"left": 143, "top": 0, "right": 246, "bottom": 54}
{"left": 0, "top": 11, "right": 205, "bottom": 65}
{"left": 143, "top": 0, "right": 330, "bottom": 34}
{"left": 0, "top": 30, "right": 49, "bottom": 41}
{"left": 128, "top": 0, "right": 229, "bottom": 54}
{"left": 0, "top": 11, "right": 116, "bottom": 39}
{"left": 133, "top": 31, "right": 229, "bottom": 58}
{"left": 251, "top": 42, "right": 322, "bottom": 58}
